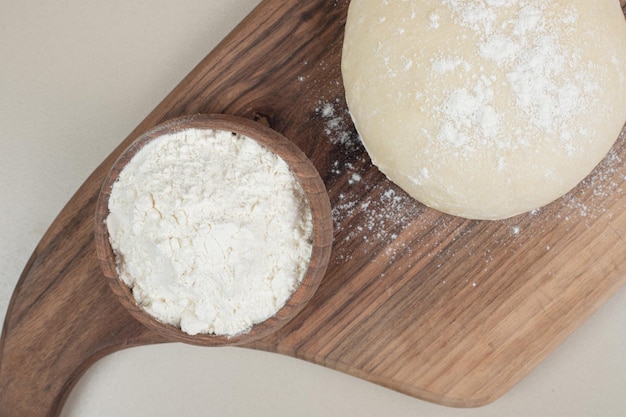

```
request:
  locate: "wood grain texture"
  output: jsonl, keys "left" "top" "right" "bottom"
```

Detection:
{"left": 2, "top": 0, "right": 626, "bottom": 415}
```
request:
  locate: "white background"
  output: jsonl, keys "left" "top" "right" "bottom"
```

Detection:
{"left": 1, "top": 1, "right": 625, "bottom": 416}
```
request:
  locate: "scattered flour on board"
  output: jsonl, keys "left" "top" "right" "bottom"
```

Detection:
{"left": 559, "top": 135, "right": 626, "bottom": 222}
{"left": 316, "top": 99, "right": 360, "bottom": 149}
{"left": 317, "top": 0, "right": 626, "bottom": 271}
{"left": 315, "top": 94, "right": 626, "bottom": 275}
{"left": 315, "top": 99, "right": 422, "bottom": 262}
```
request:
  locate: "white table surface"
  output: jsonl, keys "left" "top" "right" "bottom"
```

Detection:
{"left": 1, "top": 1, "right": 625, "bottom": 416}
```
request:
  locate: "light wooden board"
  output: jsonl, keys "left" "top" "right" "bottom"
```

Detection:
{"left": 1, "top": 1, "right": 626, "bottom": 415}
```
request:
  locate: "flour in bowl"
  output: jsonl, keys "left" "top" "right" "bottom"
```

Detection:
{"left": 106, "top": 128, "right": 314, "bottom": 336}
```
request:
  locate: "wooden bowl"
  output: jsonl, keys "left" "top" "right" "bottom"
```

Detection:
{"left": 94, "top": 114, "right": 333, "bottom": 346}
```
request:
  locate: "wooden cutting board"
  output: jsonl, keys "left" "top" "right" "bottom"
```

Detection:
{"left": 2, "top": 1, "right": 626, "bottom": 415}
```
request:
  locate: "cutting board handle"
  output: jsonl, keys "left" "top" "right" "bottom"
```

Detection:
{"left": 0, "top": 192, "right": 167, "bottom": 416}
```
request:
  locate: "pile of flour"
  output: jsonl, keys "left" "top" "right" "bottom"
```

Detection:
{"left": 106, "top": 128, "right": 314, "bottom": 336}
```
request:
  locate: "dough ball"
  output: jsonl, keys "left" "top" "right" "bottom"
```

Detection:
{"left": 342, "top": 0, "right": 626, "bottom": 220}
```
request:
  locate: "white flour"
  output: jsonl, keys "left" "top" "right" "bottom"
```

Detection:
{"left": 106, "top": 128, "right": 313, "bottom": 336}
{"left": 434, "top": 0, "right": 595, "bottom": 154}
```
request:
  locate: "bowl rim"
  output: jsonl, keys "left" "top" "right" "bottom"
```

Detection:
{"left": 94, "top": 113, "right": 333, "bottom": 346}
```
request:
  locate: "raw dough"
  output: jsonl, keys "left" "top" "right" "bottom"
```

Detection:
{"left": 342, "top": 0, "right": 626, "bottom": 219}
